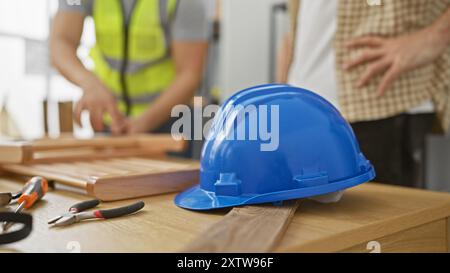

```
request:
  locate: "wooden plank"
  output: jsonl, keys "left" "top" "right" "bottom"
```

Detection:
{"left": 0, "top": 134, "right": 186, "bottom": 164}
{"left": 95, "top": 160, "right": 148, "bottom": 172}
{"left": 90, "top": 168, "right": 200, "bottom": 201}
{"left": 1, "top": 181, "right": 450, "bottom": 253}
{"left": 30, "top": 134, "right": 183, "bottom": 152}
{"left": 111, "top": 158, "right": 160, "bottom": 170}
{"left": 29, "top": 136, "right": 139, "bottom": 151}
{"left": 23, "top": 164, "right": 93, "bottom": 183}
{"left": 136, "top": 134, "right": 187, "bottom": 152}
{"left": 73, "top": 161, "right": 129, "bottom": 175}
{"left": 182, "top": 200, "right": 301, "bottom": 253}
{"left": 277, "top": 184, "right": 450, "bottom": 252}
{"left": 0, "top": 164, "right": 88, "bottom": 189}
{"left": 447, "top": 217, "right": 450, "bottom": 252}
{"left": 58, "top": 101, "right": 74, "bottom": 133}
{"left": 0, "top": 143, "right": 31, "bottom": 164}
{"left": 340, "top": 219, "right": 447, "bottom": 253}
{"left": 29, "top": 148, "right": 167, "bottom": 164}
{"left": 58, "top": 162, "right": 118, "bottom": 176}
{"left": 32, "top": 163, "right": 107, "bottom": 178}
{"left": 126, "top": 157, "right": 189, "bottom": 170}
{"left": 0, "top": 157, "right": 200, "bottom": 201}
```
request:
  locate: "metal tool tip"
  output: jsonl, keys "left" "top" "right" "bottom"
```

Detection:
{"left": 2, "top": 222, "right": 14, "bottom": 233}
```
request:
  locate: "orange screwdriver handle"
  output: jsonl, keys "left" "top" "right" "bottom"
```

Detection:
{"left": 17, "top": 177, "right": 48, "bottom": 209}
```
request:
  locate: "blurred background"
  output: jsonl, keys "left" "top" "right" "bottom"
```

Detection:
{"left": 0, "top": 0, "right": 287, "bottom": 139}
{"left": 0, "top": 0, "right": 91, "bottom": 138}
{"left": 0, "top": 0, "right": 449, "bottom": 193}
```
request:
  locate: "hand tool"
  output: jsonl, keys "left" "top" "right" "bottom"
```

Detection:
{"left": 48, "top": 199, "right": 145, "bottom": 227}
{"left": 2, "top": 176, "right": 48, "bottom": 232}
{"left": 0, "top": 212, "right": 32, "bottom": 244}
{"left": 0, "top": 191, "right": 22, "bottom": 207}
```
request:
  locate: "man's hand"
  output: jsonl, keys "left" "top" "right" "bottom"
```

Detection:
{"left": 74, "top": 76, "right": 126, "bottom": 133}
{"left": 115, "top": 117, "right": 151, "bottom": 135}
{"left": 50, "top": 11, "right": 126, "bottom": 133}
{"left": 343, "top": 25, "right": 449, "bottom": 96}
{"left": 121, "top": 41, "right": 207, "bottom": 134}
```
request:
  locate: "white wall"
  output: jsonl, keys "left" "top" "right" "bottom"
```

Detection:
{"left": 0, "top": 0, "right": 94, "bottom": 139}
{"left": 219, "top": 0, "right": 286, "bottom": 101}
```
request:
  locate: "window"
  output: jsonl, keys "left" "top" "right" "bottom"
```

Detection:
{"left": 0, "top": 0, "right": 95, "bottom": 139}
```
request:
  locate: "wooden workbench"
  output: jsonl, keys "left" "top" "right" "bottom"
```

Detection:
{"left": 1, "top": 176, "right": 449, "bottom": 253}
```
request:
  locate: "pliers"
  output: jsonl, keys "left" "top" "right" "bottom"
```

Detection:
{"left": 48, "top": 199, "right": 145, "bottom": 227}
{"left": 0, "top": 191, "right": 22, "bottom": 207}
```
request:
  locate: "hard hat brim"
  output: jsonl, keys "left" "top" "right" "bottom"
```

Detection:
{"left": 174, "top": 167, "right": 376, "bottom": 210}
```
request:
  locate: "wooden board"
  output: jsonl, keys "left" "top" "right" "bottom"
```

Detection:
{"left": 182, "top": 200, "right": 301, "bottom": 253}
{"left": 0, "top": 157, "right": 199, "bottom": 201}
{"left": 1, "top": 181, "right": 450, "bottom": 253}
{"left": 0, "top": 134, "right": 186, "bottom": 164}
{"left": 58, "top": 101, "right": 74, "bottom": 133}
{"left": 339, "top": 219, "right": 448, "bottom": 253}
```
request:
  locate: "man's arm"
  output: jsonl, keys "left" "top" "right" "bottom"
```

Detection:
{"left": 50, "top": 11, "right": 124, "bottom": 132}
{"left": 343, "top": 6, "right": 450, "bottom": 97}
{"left": 276, "top": 0, "right": 299, "bottom": 83}
{"left": 276, "top": 33, "right": 294, "bottom": 83}
{"left": 50, "top": 11, "right": 89, "bottom": 90}
{"left": 124, "top": 41, "right": 208, "bottom": 134}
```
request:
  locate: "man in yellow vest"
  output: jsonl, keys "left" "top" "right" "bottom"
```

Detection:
{"left": 51, "top": 0, "right": 210, "bottom": 134}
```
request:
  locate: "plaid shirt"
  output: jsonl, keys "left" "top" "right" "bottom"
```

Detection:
{"left": 289, "top": 0, "right": 450, "bottom": 131}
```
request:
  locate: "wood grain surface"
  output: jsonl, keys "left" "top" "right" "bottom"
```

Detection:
{"left": 58, "top": 101, "right": 74, "bottom": 133}
{"left": 1, "top": 157, "right": 199, "bottom": 201}
{"left": 1, "top": 177, "right": 450, "bottom": 253}
{"left": 182, "top": 200, "right": 301, "bottom": 253}
{"left": 340, "top": 219, "right": 447, "bottom": 253}
{"left": 0, "top": 134, "right": 186, "bottom": 164}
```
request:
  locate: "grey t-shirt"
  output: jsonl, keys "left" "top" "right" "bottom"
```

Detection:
{"left": 58, "top": 0, "right": 211, "bottom": 41}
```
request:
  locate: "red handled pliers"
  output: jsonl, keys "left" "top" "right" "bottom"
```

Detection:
{"left": 48, "top": 199, "right": 144, "bottom": 227}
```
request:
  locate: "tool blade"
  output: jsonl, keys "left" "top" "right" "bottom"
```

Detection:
{"left": 52, "top": 215, "right": 76, "bottom": 227}
{"left": 2, "top": 221, "right": 14, "bottom": 232}
{"left": 0, "top": 193, "right": 12, "bottom": 207}
{"left": 47, "top": 215, "right": 63, "bottom": 225}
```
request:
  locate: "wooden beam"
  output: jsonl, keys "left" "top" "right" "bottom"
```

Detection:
{"left": 0, "top": 157, "right": 200, "bottom": 201}
{"left": 0, "top": 134, "right": 187, "bottom": 164}
{"left": 0, "top": 163, "right": 88, "bottom": 189}
{"left": 91, "top": 168, "right": 199, "bottom": 201}
{"left": 30, "top": 134, "right": 184, "bottom": 152}
{"left": 182, "top": 199, "right": 301, "bottom": 253}
{"left": 58, "top": 101, "right": 74, "bottom": 133}
{"left": 0, "top": 143, "right": 32, "bottom": 164}
{"left": 340, "top": 219, "right": 447, "bottom": 253}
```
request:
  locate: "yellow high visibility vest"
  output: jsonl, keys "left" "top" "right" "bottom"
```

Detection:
{"left": 90, "top": 0, "right": 178, "bottom": 117}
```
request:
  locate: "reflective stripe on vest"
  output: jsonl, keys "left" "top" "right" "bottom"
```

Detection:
{"left": 90, "top": 0, "right": 178, "bottom": 117}
{"left": 115, "top": 92, "right": 161, "bottom": 105}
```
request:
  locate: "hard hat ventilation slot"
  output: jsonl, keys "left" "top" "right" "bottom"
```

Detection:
{"left": 294, "top": 172, "right": 329, "bottom": 188}
{"left": 214, "top": 173, "right": 242, "bottom": 197}
{"left": 358, "top": 153, "right": 371, "bottom": 172}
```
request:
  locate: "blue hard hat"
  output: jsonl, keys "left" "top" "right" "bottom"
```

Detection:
{"left": 175, "top": 84, "right": 375, "bottom": 210}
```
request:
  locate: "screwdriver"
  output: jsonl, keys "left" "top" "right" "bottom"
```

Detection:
{"left": 2, "top": 176, "right": 48, "bottom": 232}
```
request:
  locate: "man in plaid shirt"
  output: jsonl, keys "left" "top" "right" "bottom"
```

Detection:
{"left": 278, "top": 0, "right": 450, "bottom": 188}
